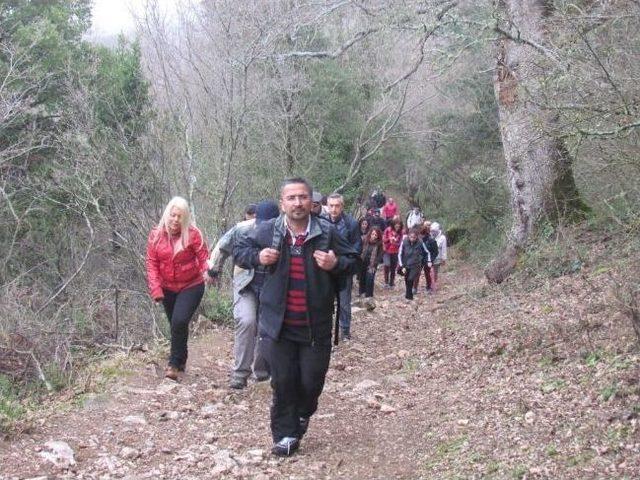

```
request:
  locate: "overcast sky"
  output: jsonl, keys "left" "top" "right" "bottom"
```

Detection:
{"left": 88, "top": 0, "right": 177, "bottom": 41}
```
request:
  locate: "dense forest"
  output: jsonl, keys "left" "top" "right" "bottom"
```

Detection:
{"left": 1, "top": 0, "right": 639, "bottom": 426}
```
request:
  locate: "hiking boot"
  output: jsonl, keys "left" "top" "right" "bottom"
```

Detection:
{"left": 364, "top": 298, "right": 376, "bottom": 311}
{"left": 164, "top": 365, "right": 179, "bottom": 381}
{"left": 272, "top": 437, "right": 300, "bottom": 457}
{"left": 229, "top": 377, "right": 247, "bottom": 390}
{"left": 299, "top": 417, "right": 310, "bottom": 438}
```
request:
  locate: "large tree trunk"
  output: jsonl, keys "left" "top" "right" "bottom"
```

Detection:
{"left": 486, "top": 0, "right": 588, "bottom": 283}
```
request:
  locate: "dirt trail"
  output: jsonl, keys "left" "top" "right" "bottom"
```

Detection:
{"left": 2, "top": 260, "right": 639, "bottom": 479}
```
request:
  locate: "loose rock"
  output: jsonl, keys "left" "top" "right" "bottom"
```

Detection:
{"left": 120, "top": 447, "right": 140, "bottom": 460}
{"left": 39, "top": 440, "right": 76, "bottom": 469}
{"left": 122, "top": 415, "right": 147, "bottom": 425}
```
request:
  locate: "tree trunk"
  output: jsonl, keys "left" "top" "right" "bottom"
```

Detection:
{"left": 486, "top": 0, "right": 588, "bottom": 284}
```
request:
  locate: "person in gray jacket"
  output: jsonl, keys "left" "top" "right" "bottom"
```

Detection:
{"left": 207, "top": 201, "right": 280, "bottom": 389}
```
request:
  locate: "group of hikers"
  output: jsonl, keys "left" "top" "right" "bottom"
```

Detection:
{"left": 145, "top": 178, "right": 447, "bottom": 457}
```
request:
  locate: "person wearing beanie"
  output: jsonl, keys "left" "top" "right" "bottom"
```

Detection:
{"left": 311, "top": 191, "right": 323, "bottom": 216}
{"left": 429, "top": 222, "right": 447, "bottom": 290}
{"left": 207, "top": 200, "right": 280, "bottom": 389}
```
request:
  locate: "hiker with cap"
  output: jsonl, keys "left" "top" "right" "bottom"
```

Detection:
{"left": 233, "top": 177, "right": 358, "bottom": 456}
{"left": 207, "top": 200, "right": 280, "bottom": 389}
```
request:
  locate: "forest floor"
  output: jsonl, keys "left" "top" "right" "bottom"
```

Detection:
{"left": 2, "top": 230, "right": 640, "bottom": 479}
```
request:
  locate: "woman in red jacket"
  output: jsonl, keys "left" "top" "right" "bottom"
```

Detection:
{"left": 146, "top": 196, "right": 209, "bottom": 380}
{"left": 382, "top": 218, "right": 403, "bottom": 288}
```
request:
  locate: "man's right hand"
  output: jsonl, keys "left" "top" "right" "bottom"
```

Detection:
{"left": 259, "top": 248, "right": 280, "bottom": 266}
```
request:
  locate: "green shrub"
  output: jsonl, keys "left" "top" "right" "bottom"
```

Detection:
{"left": 0, "top": 375, "right": 26, "bottom": 434}
{"left": 200, "top": 289, "right": 234, "bottom": 326}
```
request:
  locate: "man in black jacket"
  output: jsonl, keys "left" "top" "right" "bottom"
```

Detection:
{"left": 321, "top": 193, "right": 362, "bottom": 340}
{"left": 234, "top": 178, "right": 358, "bottom": 457}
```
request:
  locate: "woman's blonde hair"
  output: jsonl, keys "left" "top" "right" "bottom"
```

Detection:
{"left": 157, "top": 196, "right": 192, "bottom": 246}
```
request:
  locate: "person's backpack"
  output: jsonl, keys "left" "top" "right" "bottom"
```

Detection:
{"left": 406, "top": 210, "right": 424, "bottom": 229}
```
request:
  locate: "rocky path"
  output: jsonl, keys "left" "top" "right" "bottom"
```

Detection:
{"left": 2, "top": 260, "right": 640, "bottom": 479}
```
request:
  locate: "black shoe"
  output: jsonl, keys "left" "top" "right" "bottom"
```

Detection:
{"left": 299, "top": 417, "right": 310, "bottom": 438}
{"left": 271, "top": 437, "right": 299, "bottom": 457}
{"left": 229, "top": 377, "right": 247, "bottom": 389}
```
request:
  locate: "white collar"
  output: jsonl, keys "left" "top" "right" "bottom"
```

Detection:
{"left": 284, "top": 216, "right": 311, "bottom": 238}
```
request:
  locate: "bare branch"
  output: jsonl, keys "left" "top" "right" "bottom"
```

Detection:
{"left": 384, "top": 1, "right": 459, "bottom": 92}
{"left": 274, "top": 27, "right": 382, "bottom": 60}
{"left": 576, "top": 120, "right": 640, "bottom": 138}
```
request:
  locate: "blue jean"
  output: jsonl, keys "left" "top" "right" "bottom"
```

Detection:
{"left": 338, "top": 275, "right": 353, "bottom": 333}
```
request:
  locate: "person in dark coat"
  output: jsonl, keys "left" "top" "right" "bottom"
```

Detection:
{"left": 320, "top": 193, "right": 362, "bottom": 340}
{"left": 397, "top": 227, "right": 429, "bottom": 300}
{"left": 414, "top": 220, "right": 439, "bottom": 293}
{"left": 233, "top": 178, "right": 358, "bottom": 457}
{"left": 365, "top": 207, "right": 387, "bottom": 231}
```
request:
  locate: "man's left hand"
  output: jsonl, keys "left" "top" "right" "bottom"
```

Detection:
{"left": 314, "top": 249, "right": 338, "bottom": 271}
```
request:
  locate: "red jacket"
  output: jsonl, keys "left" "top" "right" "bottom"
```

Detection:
{"left": 382, "top": 201, "right": 397, "bottom": 220}
{"left": 383, "top": 226, "right": 402, "bottom": 254}
{"left": 146, "top": 225, "right": 209, "bottom": 300}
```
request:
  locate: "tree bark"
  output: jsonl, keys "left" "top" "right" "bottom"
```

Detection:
{"left": 486, "top": 0, "right": 588, "bottom": 284}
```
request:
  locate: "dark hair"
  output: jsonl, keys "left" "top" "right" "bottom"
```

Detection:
{"left": 359, "top": 217, "right": 370, "bottom": 231}
{"left": 366, "top": 226, "right": 383, "bottom": 244}
{"left": 391, "top": 218, "right": 403, "bottom": 231}
{"left": 245, "top": 203, "right": 257, "bottom": 216}
{"left": 408, "top": 227, "right": 421, "bottom": 236}
{"left": 280, "top": 177, "right": 312, "bottom": 196}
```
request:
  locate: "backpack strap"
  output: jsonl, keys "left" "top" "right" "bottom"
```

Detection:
{"left": 271, "top": 217, "right": 285, "bottom": 251}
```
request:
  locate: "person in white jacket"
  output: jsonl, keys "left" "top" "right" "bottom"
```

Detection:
{"left": 430, "top": 222, "right": 447, "bottom": 287}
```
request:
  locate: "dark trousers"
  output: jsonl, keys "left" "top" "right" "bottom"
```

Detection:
{"left": 413, "top": 264, "right": 434, "bottom": 290}
{"left": 383, "top": 253, "right": 398, "bottom": 286}
{"left": 357, "top": 265, "right": 367, "bottom": 295}
{"left": 261, "top": 336, "right": 332, "bottom": 442}
{"left": 162, "top": 283, "right": 205, "bottom": 368}
{"left": 364, "top": 269, "right": 376, "bottom": 297}
{"left": 404, "top": 266, "right": 420, "bottom": 300}
{"left": 357, "top": 266, "right": 376, "bottom": 297}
